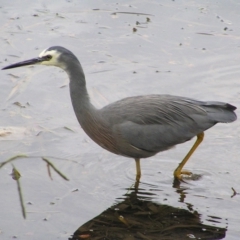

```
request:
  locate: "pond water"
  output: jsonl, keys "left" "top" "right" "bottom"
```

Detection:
{"left": 0, "top": 0, "right": 240, "bottom": 239}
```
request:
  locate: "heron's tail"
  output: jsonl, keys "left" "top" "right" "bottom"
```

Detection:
{"left": 204, "top": 102, "right": 237, "bottom": 123}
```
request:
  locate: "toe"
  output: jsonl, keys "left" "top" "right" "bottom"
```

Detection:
{"left": 181, "top": 170, "right": 192, "bottom": 176}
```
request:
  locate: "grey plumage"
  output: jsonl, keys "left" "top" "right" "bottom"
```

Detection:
{"left": 101, "top": 95, "right": 236, "bottom": 158}
{"left": 2, "top": 46, "right": 237, "bottom": 181}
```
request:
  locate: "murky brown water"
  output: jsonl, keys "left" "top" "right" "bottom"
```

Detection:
{"left": 0, "top": 1, "right": 240, "bottom": 239}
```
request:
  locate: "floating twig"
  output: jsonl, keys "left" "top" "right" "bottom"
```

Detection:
{"left": 0, "top": 154, "right": 28, "bottom": 168}
{"left": 42, "top": 157, "right": 69, "bottom": 181}
{"left": 231, "top": 187, "right": 237, "bottom": 198}
{"left": 12, "top": 164, "right": 26, "bottom": 219}
{"left": 46, "top": 162, "right": 53, "bottom": 180}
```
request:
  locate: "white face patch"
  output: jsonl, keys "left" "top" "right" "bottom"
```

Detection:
{"left": 38, "top": 49, "right": 66, "bottom": 69}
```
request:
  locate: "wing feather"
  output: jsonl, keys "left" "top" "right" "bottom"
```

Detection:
{"left": 100, "top": 94, "right": 236, "bottom": 157}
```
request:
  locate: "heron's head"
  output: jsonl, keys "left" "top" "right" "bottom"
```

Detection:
{"left": 2, "top": 46, "right": 77, "bottom": 71}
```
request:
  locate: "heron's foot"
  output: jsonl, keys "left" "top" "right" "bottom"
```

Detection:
{"left": 174, "top": 169, "right": 202, "bottom": 181}
{"left": 181, "top": 169, "right": 193, "bottom": 176}
{"left": 174, "top": 169, "right": 192, "bottom": 180}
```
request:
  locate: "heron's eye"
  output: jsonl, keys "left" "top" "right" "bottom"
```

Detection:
{"left": 45, "top": 55, "right": 52, "bottom": 61}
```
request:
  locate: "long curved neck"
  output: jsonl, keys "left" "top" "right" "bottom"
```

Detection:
{"left": 67, "top": 61, "right": 97, "bottom": 125}
{"left": 65, "top": 60, "right": 119, "bottom": 155}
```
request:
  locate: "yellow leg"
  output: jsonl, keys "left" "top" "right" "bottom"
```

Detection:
{"left": 135, "top": 158, "right": 141, "bottom": 182}
{"left": 174, "top": 132, "right": 204, "bottom": 180}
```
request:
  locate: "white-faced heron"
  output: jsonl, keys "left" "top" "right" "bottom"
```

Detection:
{"left": 2, "top": 46, "right": 237, "bottom": 182}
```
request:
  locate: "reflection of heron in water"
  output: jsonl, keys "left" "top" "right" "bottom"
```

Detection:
{"left": 70, "top": 185, "right": 227, "bottom": 240}
{"left": 2, "top": 46, "right": 237, "bottom": 182}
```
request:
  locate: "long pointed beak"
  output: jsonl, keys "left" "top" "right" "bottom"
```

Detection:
{"left": 2, "top": 56, "right": 47, "bottom": 70}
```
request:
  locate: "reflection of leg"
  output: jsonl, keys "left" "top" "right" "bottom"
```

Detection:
{"left": 134, "top": 180, "right": 139, "bottom": 190}
{"left": 174, "top": 132, "right": 204, "bottom": 180}
{"left": 135, "top": 158, "right": 141, "bottom": 182}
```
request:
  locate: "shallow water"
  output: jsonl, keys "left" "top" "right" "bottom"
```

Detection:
{"left": 0, "top": 0, "right": 240, "bottom": 239}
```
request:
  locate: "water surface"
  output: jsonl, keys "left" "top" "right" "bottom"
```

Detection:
{"left": 0, "top": 0, "right": 239, "bottom": 239}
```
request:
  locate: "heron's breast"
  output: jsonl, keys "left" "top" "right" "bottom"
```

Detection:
{"left": 80, "top": 114, "right": 120, "bottom": 155}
